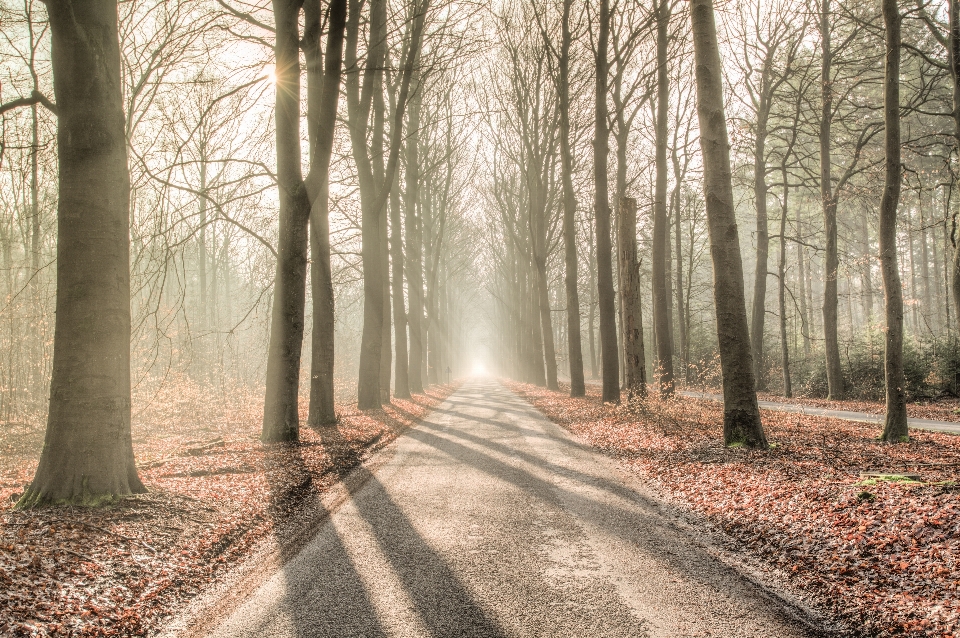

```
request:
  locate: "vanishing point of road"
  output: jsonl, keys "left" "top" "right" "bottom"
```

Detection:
{"left": 208, "top": 379, "right": 828, "bottom": 638}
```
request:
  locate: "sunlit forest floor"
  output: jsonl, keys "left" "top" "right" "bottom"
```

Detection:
{"left": 507, "top": 380, "right": 960, "bottom": 638}
{"left": 0, "top": 381, "right": 459, "bottom": 636}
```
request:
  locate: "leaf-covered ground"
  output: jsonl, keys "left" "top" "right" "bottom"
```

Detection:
{"left": 507, "top": 380, "right": 960, "bottom": 638}
{"left": 0, "top": 382, "right": 458, "bottom": 636}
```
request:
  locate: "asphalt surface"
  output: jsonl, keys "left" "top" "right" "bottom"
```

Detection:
{"left": 208, "top": 379, "right": 820, "bottom": 638}
{"left": 680, "top": 390, "right": 960, "bottom": 435}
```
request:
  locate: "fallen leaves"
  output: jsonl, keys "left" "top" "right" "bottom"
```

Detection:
{"left": 508, "top": 380, "right": 960, "bottom": 638}
{"left": 0, "top": 381, "right": 458, "bottom": 637}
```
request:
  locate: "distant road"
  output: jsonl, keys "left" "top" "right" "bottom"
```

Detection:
{"left": 206, "top": 379, "right": 824, "bottom": 638}
{"left": 680, "top": 390, "right": 960, "bottom": 436}
{"left": 576, "top": 378, "right": 960, "bottom": 435}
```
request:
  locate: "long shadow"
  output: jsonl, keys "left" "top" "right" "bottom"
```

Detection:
{"left": 349, "top": 466, "right": 511, "bottom": 638}
{"left": 253, "top": 437, "right": 388, "bottom": 638}
{"left": 399, "top": 416, "right": 825, "bottom": 631}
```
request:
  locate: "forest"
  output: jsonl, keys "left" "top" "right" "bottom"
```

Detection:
{"left": 1, "top": 0, "right": 960, "bottom": 635}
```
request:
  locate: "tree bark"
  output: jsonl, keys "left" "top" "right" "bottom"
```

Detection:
{"left": 21, "top": 0, "right": 146, "bottom": 506}
{"left": 689, "top": 0, "right": 768, "bottom": 447}
{"left": 619, "top": 197, "right": 647, "bottom": 399}
{"left": 558, "top": 0, "right": 584, "bottom": 397}
{"left": 307, "top": 0, "right": 348, "bottom": 426}
{"left": 820, "top": 0, "right": 845, "bottom": 399}
{"left": 750, "top": 93, "right": 770, "bottom": 392}
{"left": 779, "top": 176, "right": 792, "bottom": 398}
{"left": 949, "top": 0, "right": 960, "bottom": 332}
{"left": 880, "top": 0, "right": 908, "bottom": 442}
{"left": 652, "top": 0, "right": 674, "bottom": 397}
{"left": 595, "top": 0, "right": 620, "bottom": 403}
{"left": 405, "top": 69, "right": 425, "bottom": 394}
{"left": 262, "top": 0, "right": 312, "bottom": 441}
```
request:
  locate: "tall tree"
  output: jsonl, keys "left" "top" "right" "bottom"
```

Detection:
{"left": 556, "top": 0, "right": 585, "bottom": 397}
{"left": 262, "top": 0, "right": 312, "bottom": 442}
{"left": 347, "top": 0, "right": 425, "bottom": 408}
{"left": 652, "top": 0, "right": 674, "bottom": 396}
{"left": 879, "top": 0, "right": 908, "bottom": 442}
{"left": 20, "top": 0, "right": 146, "bottom": 506}
{"left": 594, "top": 0, "right": 620, "bottom": 403}
{"left": 307, "top": 0, "right": 349, "bottom": 426}
{"left": 689, "top": 0, "right": 768, "bottom": 447}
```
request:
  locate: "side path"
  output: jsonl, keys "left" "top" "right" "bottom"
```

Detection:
{"left": 680, "top": 390, "right": 960, "bottom": 436}
{"left": 206, "top": 379, "right": 832, "bottom": 638}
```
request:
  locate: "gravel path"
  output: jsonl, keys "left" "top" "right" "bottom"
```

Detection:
{"left": 207, "top": 379, "right": 826, "bottom": 638}
{"left": 680, "top": 390, "right": 960, "bottom": 435}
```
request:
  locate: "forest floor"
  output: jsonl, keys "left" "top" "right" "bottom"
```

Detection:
{"left": 0, "top": 381, "right": 458, "bottom": 637}
{"left": 507, "top": 380, "right": 960, "bottom": 638}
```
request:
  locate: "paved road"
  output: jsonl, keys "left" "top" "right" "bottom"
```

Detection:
{"left": 680, "top": 390, "right": 960, "bottom": 435}
{"left": 209, "top": 379, "right": 822, "bottom": 638}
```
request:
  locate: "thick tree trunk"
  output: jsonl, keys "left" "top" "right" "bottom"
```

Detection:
{"left": 820, "top": 0, "right": 845, "bottom": 399}
{"left": 619, "top": 197, "right": 647, "bottom": 399}
{"left": 689, "top": 0, "right": 767, "bottom": 447}
{"left": 880, "top": 0, "right": 908, "bottom": 442}
{"left": 652, "top": 0, "right": 674, "bottom": 397}
{"left": 21, "top": 0, "right": 146, "bottom": 506}
{"left": 307, "top": 0, "right": 348, "bottom": 427}
{"left": 595, "top": 0, "right": 620, "bottom": 403}
{"left": 263, "top": 0, "right": 311, "bottom": 441}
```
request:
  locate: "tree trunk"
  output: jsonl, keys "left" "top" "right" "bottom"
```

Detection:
{"left": 405, "top": 70, "right": 425, "bottom": 394}
{"left": 307, "top": 0, "right": 348, "bottom": 426}
{"left": 390, "top": 185, "right": 410, "bottom": 398}
{"left": 652, "top": 0, "right": 674, "bottom": 397}
{"left": 619, "top": 197, "right": 647, "bottom": 399}
{"left": 21, "top": 0, "right": 146, "bottom": 506}
{"left": 595, "top": 0, "right": 620, "bottom": 403}
{"left": 559, "top": 0, "right": 585, "bottom": 397}
{"left": 820, "top": 0, "right": 845, "bottom": 399}
{"left": 263, "top": 0, "right": 311, "bottom": 441}
{"left": 689, "top": 0, "right": 767, "bottom": 447}
{"left": 880, "top": 0, "right": 908, "bottom": 442}
{"left": 750, "top": 106, "right": 770, "bottom": 392}
{"left": 348, "top": 0, "right": 425, "bottom": 408}
{"left": 779, "top": 175, "right": 792, "bottom": 398}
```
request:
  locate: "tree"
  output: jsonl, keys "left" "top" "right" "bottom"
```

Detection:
{"left": 262, "top": 0, "right": 314, "bottom": 442}
{"left": 879, "top": 0, "right": 908, "bottom": 442}
{"left": 689, "top": 0, "right": 768, "bottom": 447}
{"left": 652, "top": 0, "right": 674, "bottom": 396}
{"left": 555, "top": 0, "right": 586, "bottom": 397}
{"left": 307, "top": 0, "right": 349, "bottom": 426}
{"left": 619, "top": 196, "right": 647, "bottom": 398}
{"left": 594, "top": 0, "right": 620, "bottom": 403}
{"left": 19, "top": 0, "right": 146, "bottom": 506}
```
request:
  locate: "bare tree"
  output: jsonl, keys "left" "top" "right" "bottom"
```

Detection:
{"left": 20, "top": 0, "right": 146, "bottom": 506}
{"left": 879, "top": 0, "right": 907, "bottom": 442}
{"left": 689, "top": 0, "right": 767, "bottom": 447}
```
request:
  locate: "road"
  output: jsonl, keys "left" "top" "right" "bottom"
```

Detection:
{"left": 208, "top": 379, "right": 825, "bottom": 638}
{"left": 680, "top": 390, "right": 960, "bottom": 435}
